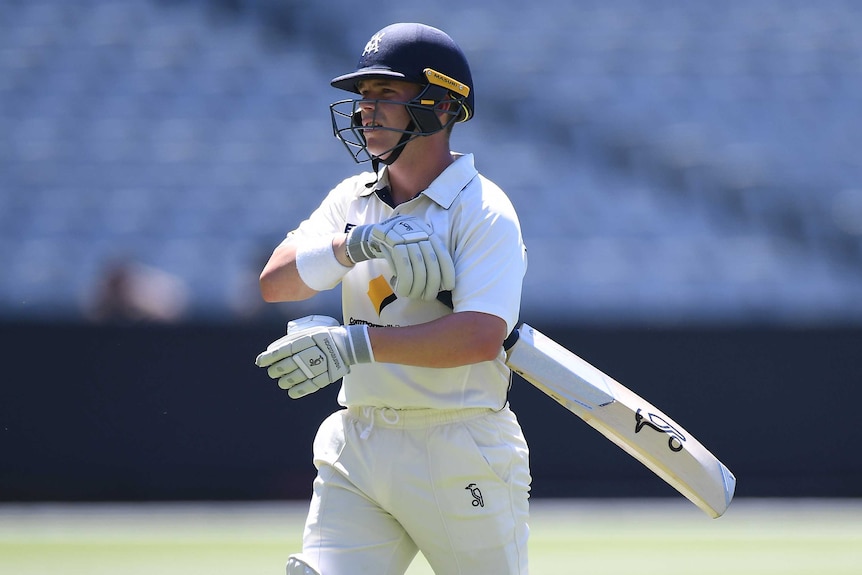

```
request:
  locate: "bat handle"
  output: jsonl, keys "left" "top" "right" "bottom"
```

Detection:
{"left": 503, "top": 326, "right": 521, "bottom": 351}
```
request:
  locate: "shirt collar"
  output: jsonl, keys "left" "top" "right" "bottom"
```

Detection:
{"left": 358, "top": 169, "right": 390, "bottom": 198}
{"left": 424, "top": 153, "right": 477, "bottom": 209}
{"left": 357, "top": 153, "right": 477, "bottom": 210}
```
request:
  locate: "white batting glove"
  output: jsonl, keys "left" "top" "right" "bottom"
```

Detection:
{"left": 346, "top": 215, "right": 456, "bottom": 301}
{"left": 254, "top": 315, "right": 374, "bottom": 399}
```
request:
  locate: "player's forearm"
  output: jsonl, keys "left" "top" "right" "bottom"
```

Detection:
{"left": 368, "top": 311, "right": 507, "bottom": 368}
{"left": 259, "top": 242, "right": 318, "bottom": 302}
{"left": 260, "top": 236, "right": 353, "bottom": 302}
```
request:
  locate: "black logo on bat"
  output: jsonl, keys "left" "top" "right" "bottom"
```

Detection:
{"left": 635, "top": 408, "right": 686, "bottom": 452}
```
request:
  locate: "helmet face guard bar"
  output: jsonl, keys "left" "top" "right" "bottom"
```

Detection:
{"left": 330, "top": 71, "right": 469, "bottom": 164}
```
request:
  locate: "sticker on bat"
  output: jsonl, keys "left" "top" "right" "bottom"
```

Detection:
{"left": 634, "top": 408, "right": 686, "bottom": 452}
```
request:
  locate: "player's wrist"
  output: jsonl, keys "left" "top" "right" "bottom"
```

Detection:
{"left": 294, "top": 235, "right": 351, "bottom": 291}
{"left": 341, "top": 324, "right": 375, "bottom": 364}
{"left": 345, "top": 224, "right": 377, "bottom": 264}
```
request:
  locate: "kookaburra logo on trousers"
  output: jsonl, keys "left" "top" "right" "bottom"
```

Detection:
{"left": 465, "top": 483, "right": 484, "bottom": 507}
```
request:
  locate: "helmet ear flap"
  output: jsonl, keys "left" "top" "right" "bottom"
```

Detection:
{"left": 408, "top": 84, "right": 457, "bottom": 133}
{"left": 409, "top": 106, "right": 443, "bottom": 134}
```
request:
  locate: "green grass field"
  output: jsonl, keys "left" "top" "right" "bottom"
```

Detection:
{"left": 1, "top": 499, "right": 859, "bottom": 574}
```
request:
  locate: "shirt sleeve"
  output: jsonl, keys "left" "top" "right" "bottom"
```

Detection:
{"left": 285, "top": 176, "right": 364, "bottom": 241}
{"left": 450, "top": 178, "right": 527, "bottom": 335}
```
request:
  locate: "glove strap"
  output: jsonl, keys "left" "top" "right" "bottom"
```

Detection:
{"left": 345, "top": 324, "right": 375, "bottom": 364}
{"left": 345, "top": 225, "right": 377, "bottom": 264}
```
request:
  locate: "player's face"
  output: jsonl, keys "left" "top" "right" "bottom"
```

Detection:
{"left": 356, "top": 79, "right": 422, "bottom": 158}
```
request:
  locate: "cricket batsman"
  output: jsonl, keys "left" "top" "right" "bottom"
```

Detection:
{"left": 255, "top": 23, "right": 531, "bottom": 574}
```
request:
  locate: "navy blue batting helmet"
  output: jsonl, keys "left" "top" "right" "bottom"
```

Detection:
{"left": 329, "top": 23, "right": 474, "bottom": 164}
{"left": 331, "top": 23, "right": 474, "bottom": 123}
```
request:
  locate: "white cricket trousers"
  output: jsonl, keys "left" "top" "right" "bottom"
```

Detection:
{"left": 298, "top": 404, "right": 531, "bottom": 575}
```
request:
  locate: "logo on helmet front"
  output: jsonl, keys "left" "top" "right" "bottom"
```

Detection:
{"left": 362, "top": 32, "right": 385, "bottom": 56}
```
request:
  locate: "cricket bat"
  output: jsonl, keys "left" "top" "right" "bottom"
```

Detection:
{"left": 505, "top": 323, "right": 736, "bottom": 518}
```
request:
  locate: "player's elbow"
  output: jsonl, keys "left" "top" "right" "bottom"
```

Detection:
{"left": 259, "top": 267, "right": 316, "bottom": 303}
{"left": 473, "top": 335, "right": 506, "bottom": 363}
{"left": 259, "top": 273, "right": 281, "bottom": 303}
{"left": 258, "top": 241, "right": 304, "bottom": 302}
{"left": 461, "top": 313, "right": 509, "bottom": 363}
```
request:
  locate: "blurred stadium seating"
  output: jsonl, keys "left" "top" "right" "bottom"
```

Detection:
{"left": 2, "top": 0, "right": 861, "bottom": 324}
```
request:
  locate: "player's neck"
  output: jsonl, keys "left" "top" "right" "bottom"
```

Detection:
{"left": 386, "top": 141, "right": 453, "bottom": 205}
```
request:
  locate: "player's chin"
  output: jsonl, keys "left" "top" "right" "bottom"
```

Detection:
{"left": 362, "top": 130, "right": 386, "bottom": 145}
{"left": 365, "top": 141, "right": 397, "bottom": 161}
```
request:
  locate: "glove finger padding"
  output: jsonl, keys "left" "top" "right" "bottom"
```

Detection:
{"left": 405, "top": 242, "right": 428, "bottom": 299}
{"left": 387, "top": 243, "right": 414, "bottom": 298}
{"left": 418, "top": 241, "right": 440, "bottom": 300}
{"left": 388, "top": 236, "right": 455, "bottom": 300}
{"left": 350, "top": 215, "right": 455, "bottom": 301}
{"left": 429, "top": 233, "right": 456, "bottom": 292}
{"left": 286, "top": 373, "right": 333, "bottom": 399}
{"left": 269, "top": 344, "right": 329, "bottom": 386}
{"left": 390, "top": 243, "right": 430, "bottom": 300}
{"left": 255, "top": 326, "right": 351, "bottom": 399}
{"left": 257, "top": 315, "right": 341, "bottom": 367}
{"left": 286, "top": 314, "right": 340, "bottom": 336}
{"left": 256, "top": 332, "right": 317, "bottom": 368}
{"left": 377, "top": 216, "right": 432, "bottom": 245}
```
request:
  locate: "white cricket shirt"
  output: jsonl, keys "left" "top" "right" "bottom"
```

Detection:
{"left": 287, "top": 153, "right": 527, "bottom": 409}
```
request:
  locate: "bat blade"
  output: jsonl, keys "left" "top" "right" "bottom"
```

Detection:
{"left": 506, "top": 323, "right": 736, "bottom": 518}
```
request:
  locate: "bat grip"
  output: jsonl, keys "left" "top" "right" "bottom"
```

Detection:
{"left": 503, "top": 326, "right": 520, "bottom": 351}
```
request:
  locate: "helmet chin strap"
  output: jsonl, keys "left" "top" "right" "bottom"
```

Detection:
{"left": 365, "top": 120, "right": 416, "bottom": 188}
{"left": 379, "top": 120, "right": 416, "bottom": 166}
